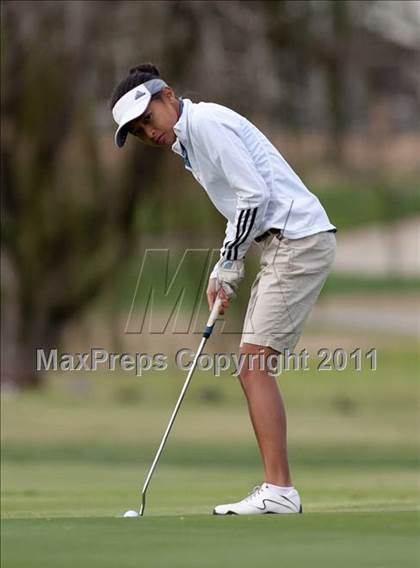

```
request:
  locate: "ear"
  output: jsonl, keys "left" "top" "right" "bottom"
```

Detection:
{"left": 162, "top": 86, "right": 176, "bottom": 102}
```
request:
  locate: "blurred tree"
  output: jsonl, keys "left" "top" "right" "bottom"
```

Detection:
{"left": 262, "top": 0, "right": 360, "bottom": 160}
{"left": 0, "top": 1, "right": 166, "bottom": 387}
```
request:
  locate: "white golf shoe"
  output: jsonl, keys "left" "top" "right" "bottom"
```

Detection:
{"left": 213, "top": 483, "right": 303, "bottom": 515}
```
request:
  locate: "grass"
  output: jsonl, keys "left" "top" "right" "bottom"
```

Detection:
{"left": 2, "top": 513, "right": 418, "bottom": 568}
{"left": 1, "top": 338, "right": 419, "bottom": 566}
{"left": 322, "top": 274, "right": 420, "bottom": 295}
{"left": 313, "top": 182, "right": 420, "bottom": 231}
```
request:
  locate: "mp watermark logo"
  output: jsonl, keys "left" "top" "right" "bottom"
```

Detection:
{"left": 124, "top": 247, "right": 228, "bottom": 336}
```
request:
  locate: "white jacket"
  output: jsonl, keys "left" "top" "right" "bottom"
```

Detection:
{"left": 171, "top": 98, "right": 336, "bottom": 277}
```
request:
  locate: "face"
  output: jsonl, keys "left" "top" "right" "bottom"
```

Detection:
{"left": 127, "top": 87, "right": 180, "bottom": 147}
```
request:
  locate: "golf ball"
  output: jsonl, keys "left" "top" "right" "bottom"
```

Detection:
{"left": 123, "top": 510, "right": 139, "bottom": 518}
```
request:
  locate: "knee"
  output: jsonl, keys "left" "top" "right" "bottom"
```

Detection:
{"left": 238, "top": 343, "right": 280, "bottom": 387}
{"left": 239, "top": 364, "right": 252, "bottom": 385}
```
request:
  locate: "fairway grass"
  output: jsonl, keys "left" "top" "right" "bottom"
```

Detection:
{"left": 2, "top": 512, "right": 419, "bottom": 568}
{"left": 2, "top": 341, "right": 419, "bottom": 566}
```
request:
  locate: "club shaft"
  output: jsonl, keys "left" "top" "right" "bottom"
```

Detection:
{"left": 138, "top": 296, "right": 223, "bottom": 516}
{"left": 139, "top": 335, "right": 208, "bottom": 515}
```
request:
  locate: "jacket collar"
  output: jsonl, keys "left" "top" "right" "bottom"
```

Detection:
{"left": 171, "top": 98, "right": 193, "bottom": 156}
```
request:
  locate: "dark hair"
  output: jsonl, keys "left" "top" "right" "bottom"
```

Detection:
{"left": 109, "top": 62, "right": 161, "bottom": 110}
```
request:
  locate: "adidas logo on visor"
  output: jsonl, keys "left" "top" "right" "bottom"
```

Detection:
{"left": 135, "top": 90, "right": 145, "bottom": 100}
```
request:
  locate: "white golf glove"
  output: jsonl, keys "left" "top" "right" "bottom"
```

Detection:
{"left": 215, "top": 258, "right": 245, "bottom": 298}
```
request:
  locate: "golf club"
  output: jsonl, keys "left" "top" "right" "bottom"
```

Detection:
{"left": 124, "top": 294, "right": 223, "bottom": 517}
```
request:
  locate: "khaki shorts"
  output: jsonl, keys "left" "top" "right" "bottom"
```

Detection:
{"left": 240, "top": 231, "right": 336, "bottom": 353}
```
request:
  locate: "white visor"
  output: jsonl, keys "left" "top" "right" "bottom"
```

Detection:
{"left": 112, "top": 78, "right": 168, "bottom": 147}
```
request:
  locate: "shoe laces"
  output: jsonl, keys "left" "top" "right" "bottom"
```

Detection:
{"left": 245, "top": 485, "right": 262, "bottom": 502}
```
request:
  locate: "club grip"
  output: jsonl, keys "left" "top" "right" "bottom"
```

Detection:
{"left": 203, "top": 296, "right": 223, "bottom": 338}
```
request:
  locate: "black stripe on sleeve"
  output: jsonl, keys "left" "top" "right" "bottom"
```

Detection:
{"left": 231, "top": 208, "right": 258, "bottom": 260}
{"left": 224, "top": 209, "right": 249, "bottom": 261}
{"left": 222, "top": 209, "right": 245, "bottom": 259}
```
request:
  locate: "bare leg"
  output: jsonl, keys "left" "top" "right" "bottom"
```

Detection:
{"left": 239, "top": 342, "right": 292, "bottom": 486}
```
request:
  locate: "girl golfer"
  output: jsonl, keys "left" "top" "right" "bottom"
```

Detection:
{"left": 110, "top": 63, "right": 336, "bottom": 515}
